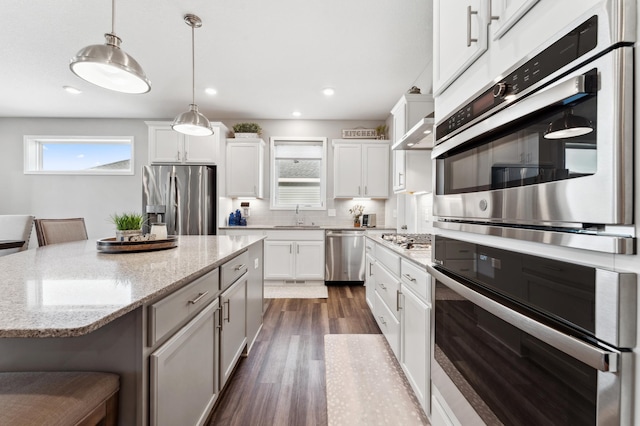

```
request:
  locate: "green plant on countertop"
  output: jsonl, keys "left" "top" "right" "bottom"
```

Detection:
{"left": 110, "top": 212, "right": 145, "bottom": 231}
{"left": 232, "top": 122, "right": 262, "bottom": 135}
{"left": 375, "top": 124, "right": 388, "bottom": 139}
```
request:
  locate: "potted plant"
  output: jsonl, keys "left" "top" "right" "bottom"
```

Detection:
{"left": 375, "top": 124, "right": 388, "bottom": 139}
{"left": 348, "top": 204, "right": 365, "bottom": 227}
{"left": 232, "top": 122, "right": 262, "bottom": 138}
{"left": 110, "top": 212, "right": 145, "bottom": 241}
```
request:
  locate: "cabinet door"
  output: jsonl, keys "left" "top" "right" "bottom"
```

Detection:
{"left": 365, "top": 253, "right": 376, "bottom": 311}
{"left": 490, "top": 0, "right": 539, "bottom": 40}
{"left": 393, "top": 150, "right": 406, "bottom": 192}
{"left": 150, "top": 126, "right": 182, "bottom": 164}
{"left": 333, "top": 144, "right": 363, "bottom": 197}
{"left": 264, "top": 240, "right": 295, "bottom": 279}
{"left": 150, "top": 300, "right": 218, "bottom": 426}
{"left": 362, "top": 144, "right": 389, "bottom": 198}
{"left": 220, "top": 275, "right": 247, "bottom": 389}
{"left": 400, "top": 286, "right": 430, "bottom": 411}
{"left": 433, "top": 0, "right": 489, "bottom": 96}
{"left": 294, "top": 241, "right": 324, "bottom": 280}
{"left": 184, "top": 133, "right": 217, "bottom": 164}
{"left": 227, "top": 143, "right": 261, "bottom": 197}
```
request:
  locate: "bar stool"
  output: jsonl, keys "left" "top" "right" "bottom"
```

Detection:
{"left": 0, "top": 371, "right": 119, "bottom": 425}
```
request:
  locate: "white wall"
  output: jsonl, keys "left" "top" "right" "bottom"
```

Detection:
{"left": 0, "top": 118, "right": 149, "bottom": 244}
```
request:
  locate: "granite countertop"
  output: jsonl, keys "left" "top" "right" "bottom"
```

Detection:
{"left": 220, "top": 225, "right": 396, "bottom": 231}
{"left": 0, "top": 235, "right": 264, "bottom": 339}
{"left": 366, "top": 234, "right": 432, "bottom": 268}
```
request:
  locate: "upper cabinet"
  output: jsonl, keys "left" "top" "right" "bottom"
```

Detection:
{"left": 490, "top": 0, "right": 540, "bottom": 40}
{"left": 226, "top": 138, "right": 265, "bottom": 198}
{"left": 433, "top": 0, "right": 490, "bottom": 96}
{"left": 146, "top": 121, "right": 226, "bottom": 165}
{"left": 333, "top": 140, "right": 390, "bottom": 199}
{"left": 391, "top": 94, "right": 434, "bottom": 194}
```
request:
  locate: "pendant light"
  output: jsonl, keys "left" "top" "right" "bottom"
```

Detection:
{"left": 544, "top": 110, "right": 593, "bottom": 139}
{"left": 172, "top": 14, "right": 213, "bottom": 137}
{"left": 70, "top": 0, "right": 151, "bottom": 94}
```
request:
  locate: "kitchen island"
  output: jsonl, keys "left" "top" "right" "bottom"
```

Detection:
{"left": 0, "top": 235, "right": 265, "bottom": 425}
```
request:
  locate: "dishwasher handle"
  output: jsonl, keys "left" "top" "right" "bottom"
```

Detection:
{"left": 325, "top": 230, "right": 366, "bottom": 237}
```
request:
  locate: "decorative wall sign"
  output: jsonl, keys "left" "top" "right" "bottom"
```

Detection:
{"left": 342, "top": 128, "right": 378, "bottom": 139}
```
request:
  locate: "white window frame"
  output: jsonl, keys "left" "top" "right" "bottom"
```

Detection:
{"left": 23, "top": 135, "right": 135, "bottom": 175}
{"left": 270, "top": 136, "right": 327, "bottom": 211}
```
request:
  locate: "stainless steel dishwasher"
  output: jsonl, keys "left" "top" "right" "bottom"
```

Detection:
{"left": 325, "top": 230, "right": 366, "bottom": 282}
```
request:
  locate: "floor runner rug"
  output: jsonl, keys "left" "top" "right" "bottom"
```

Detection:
{"left": 264, "top": 284, "right": 328, "bottom": 299}
{"left": 324, "top": 334, "right": 429, "bottom": 426}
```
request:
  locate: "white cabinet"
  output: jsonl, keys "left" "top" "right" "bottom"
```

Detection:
{"left": 433, "top": 0, "right": 490, "bottom": 96}
{"left": 264, "top": 230, "right": 325, "bottom": 281}
{"left": 146, "top": 121, "right": 226, "bottom": 165}
{"left": 490, "top": 0, "right": 539, "bottom": 40}
{"left": 226, "top": 138, "right": 265, "bottom": 198}
{"left": 371, "top": 243, "right": 402, "bottom": 358}
{"left": 150, "top": 300, "right": 219, "bottom": 426}
{"left": 220, "top": 274, "right": 247, "bottom": 389}
{"left": 245, "top": 241, "right": 264, "bottom": 354}
{"left": 364, "top": 238, "right": 376, "bottom": 311}
{"left": 391, "top": 95, "right": 434, "bottom": 194}
{"left": 333, "top": 140, "right": 390, "bottom": 198}
{"left": 400, "top": 259, "right": 431, "bottom": 412}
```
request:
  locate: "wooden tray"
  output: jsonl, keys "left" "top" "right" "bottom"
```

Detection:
{"left": 96, "top": 236, "right": 178, "bottom": 253}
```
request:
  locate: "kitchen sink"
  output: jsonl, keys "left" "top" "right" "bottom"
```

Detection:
{"left": 273, "top": 225, "right": 321, "bottom": 229}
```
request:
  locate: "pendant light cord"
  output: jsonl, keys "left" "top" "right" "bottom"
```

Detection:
{"left": 191, "top": 24, "right": 195, "bottom": 105}
{"left": 111, "top": 0, "right": 116, "bottom": 34}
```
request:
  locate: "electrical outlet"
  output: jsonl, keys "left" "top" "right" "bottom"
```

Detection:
{"left": 392, "top": 209, "right": 397, "bottom": 218}
{"left": 254, "top": 258, "right": 259, "bottom": 269}
{"left": 424, "top": 209, "right": 430, "bottom": 221}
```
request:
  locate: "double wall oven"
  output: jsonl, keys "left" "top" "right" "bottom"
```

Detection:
{"left": 429, "top": 1, "right": 638, "bottom": 425}
{"left": 432, "top": 0, "right": 635, "bottom": 254}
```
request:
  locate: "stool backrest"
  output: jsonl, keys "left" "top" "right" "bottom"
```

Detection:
{"left": 34, "top": 218, "right": 88, "bottom": 246}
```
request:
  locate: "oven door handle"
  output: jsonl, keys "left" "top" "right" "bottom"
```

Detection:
{"left": 430, "top": 267, "right": 619, "bottom": 373}
{"left": 433, "top": 73, "right": 592, "bottom": 158}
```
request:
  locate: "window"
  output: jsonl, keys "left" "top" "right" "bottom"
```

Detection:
{"left": 24, "top": 135, "right": 135, "bottom": 175}
{"left": 270, "top": 137, "right": 327, "bottom": 210}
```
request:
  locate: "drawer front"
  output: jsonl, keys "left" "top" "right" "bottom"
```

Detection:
{"left": 375, "top": 244, "right": 400, "bottom": 276}
{"left": 149, "top": 268, "right": 219, "bottom": 346}
{"left": 264, "top": 230, "right": 324, "bottom": 240}
{"left": 221, "top": 251, "right": 249, "bottom": 289}
{"left": 375, "top": 291, "right": 400, "bottom": 359}
{"left": 374, "top": 262, "right": 401, "bottom": 320}
{"left": 365, "top": 237, "right": 376, "bottom": 257}
{"left": 400, "top": 259, "right": 430, "bottom": 304}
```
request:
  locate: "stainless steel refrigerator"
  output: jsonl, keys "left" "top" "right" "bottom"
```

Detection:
{"left": 142, "top": 165, "right": 217, "bottom": 236}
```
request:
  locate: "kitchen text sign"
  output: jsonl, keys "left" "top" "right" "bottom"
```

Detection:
{"left": 342, "top": 129, "right": 378, "bottom": 139}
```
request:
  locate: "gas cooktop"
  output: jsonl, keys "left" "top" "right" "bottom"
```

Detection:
{"left": 380, "top": 233, "right": 432, "bottom": 250}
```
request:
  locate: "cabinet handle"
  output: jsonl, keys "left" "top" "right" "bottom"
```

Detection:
{"left": 378, "top": 315, "right": 387, "bottom": 326}
{"left": 402, "top": 273, "right": 416, "bottom": 282}
{"left": 297, "top": 244, "right": 300, "bottom": 254}
{"left": 290, "top": 244, "right": 292, "bottom": 254}
{"left": 397, "top": 290, "right": 403, "bottom": 311}
{"left": 184, "top": 151, "right": 188, "bottom": 161}
{"left": 467, "top": 5, "right": 478, "bottom": 47}
{"left": 224, "top": 299, "right": 231, "bottom": 322}
{"left": 365, "top": 185, "right": 368, "bottom": 195}
{"left": 369, "top": 262, "right": 373, "bottom": 276}
{"left": 176, "top": 151, "right": 181, "bottom": 162}
{"left": 188, "top": 291, "right": 209, "bottom": 304}
{"left": 358, "top": 185, "right": 361, "bottom": 195}
{"left": 234, "top": 263, "right": 246, "bottom": 271}
{"left": 379, "top": 283, "right": 387, "bottom": 290}
{"left": 216, "top": 306, "right": 223, "bottom": 329}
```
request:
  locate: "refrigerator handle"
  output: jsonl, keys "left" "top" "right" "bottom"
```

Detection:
{"left": 168, "top": 173, "right": 178, "bottom": 235}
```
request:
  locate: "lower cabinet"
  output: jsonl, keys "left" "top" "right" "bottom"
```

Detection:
{"left": 264, "top": 230, "right": 325, "bottom": 281}
{"left": 220, "top": 274, "right": 248, "bottom": 389}
{"left": 150, "top": 300, "right": 219, "bottom": 426}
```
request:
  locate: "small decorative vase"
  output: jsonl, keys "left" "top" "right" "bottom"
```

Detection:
{"left": 234, "top": 133, "right": 259, "bottom": 139}
{"left": 354, "top": 217, "right": 361, "bottom": 227}
{"left": 116, "top": 229, "right": 142, "bottom": 242}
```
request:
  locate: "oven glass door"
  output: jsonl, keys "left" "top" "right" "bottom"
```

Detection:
{"left": 432, "top": 268, "right": 627, "bottom": 426}
{"left": 436, "top": 92, "right": 596, "bottom": 195}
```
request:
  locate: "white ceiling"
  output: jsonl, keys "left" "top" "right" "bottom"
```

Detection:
{"left": 0, "top": 0, "right": 432, "bottom": 121}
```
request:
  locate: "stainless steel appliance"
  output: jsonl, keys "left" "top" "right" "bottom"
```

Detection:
{"left": 430, "top": 235, "right": 636, "bottom": 425}
{"left": 432, "top": 2, "right": 635, "bottom": 253}
{"left": 325, "top": 230, "right": 365, "bottom": 282}
{"left": 142, "top": 165, "right": 217, "bottom": 236}
{"left": 361, "top": 214, "right": 377, "bottom": 228}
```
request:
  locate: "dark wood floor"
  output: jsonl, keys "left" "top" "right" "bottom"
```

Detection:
{"left": 207, "top": 284, "right": 381, "bottom": 426}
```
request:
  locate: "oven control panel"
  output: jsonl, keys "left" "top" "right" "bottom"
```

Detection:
{"left": 436, "top": 15, "right": 598, "bottom": 143}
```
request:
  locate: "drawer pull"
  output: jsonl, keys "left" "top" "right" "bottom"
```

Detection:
{"left": 379, "top": 283, "right": 387, "bottom": 290}
{"left": 188, "top": 291, "right": 209, "bottom": 305}
{"left": 378, "top": 315, "right": 387, "bottom": 326}
{"left": 402, "top": 273, "right": 416, "bottom": 282}
{"left": 234, "top": 263, "right": 246, "bottom": 271}
{"left": 397, "top": 290, "right": 402, "bottom": 311}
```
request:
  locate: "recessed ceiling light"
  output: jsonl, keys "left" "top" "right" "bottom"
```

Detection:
{"left": 292, "top": 111, "right": 301, "bottom": 117}
{"left": 322, "top": 87, "right": 335, "bottom": 96}
{"left": 205, "top": 88, "right": 217, "bottom": 95}
{"left": 63, "top": 86, "right": 82, "bottom": 95}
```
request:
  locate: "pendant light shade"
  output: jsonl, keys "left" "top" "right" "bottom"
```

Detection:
{"left": 70, "top": 0, "right": 151, "bottom": 94}
{"left": 172, "top": 14, "right": 213, "bottom": 137}
{"left": 544, "top": 110, "right": 593, "bottom": 140}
